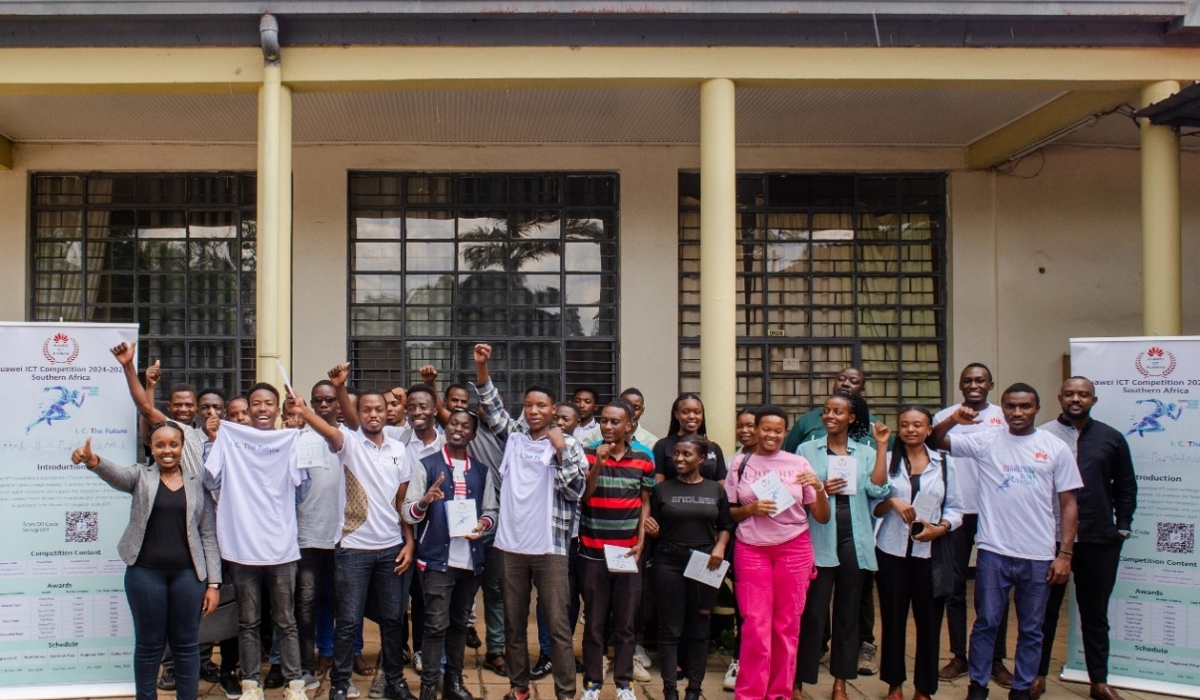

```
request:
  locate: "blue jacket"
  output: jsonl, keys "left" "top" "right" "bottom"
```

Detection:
{"left": 404, "top": 448, "right": 499, "bottom": 576}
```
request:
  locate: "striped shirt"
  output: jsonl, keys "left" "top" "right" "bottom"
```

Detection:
{"left": 579, "top": 444, "right": 655, "bottom": 559}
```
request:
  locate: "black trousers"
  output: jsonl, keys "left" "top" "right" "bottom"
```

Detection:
{"left": 877, "top": 550, "right": 944, "bottom": 695}
{"left": 945, "top": 513, "right": 1009, "bottom": 661}
{"left": 580, "top": 556, "right": 641, "bottom": 687}
{"left": 1038, "top": 540, "right": 1122, "bottom": 683}
{"left": 420, "top": 567, "right": 483, "bottom": 687}
{"left": 653, "top": 543, "right": 717, "bottom": 692}
{"left": 797, "top": 522, "right": 863, "bottom": 684}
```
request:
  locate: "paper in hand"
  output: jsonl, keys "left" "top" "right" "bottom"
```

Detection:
{"left": 749, "top": 470, "right": 797, "bottom": 516}
{"left": 911, "top": 489, "right": 941, "bottom": 524}
{"left": 604, "top": 544, "right": 639, "bottom": 573}
{"left": 297, "top": 440, "right": 328, "bottom": 469}
{"left": 827, "top": 455, "right": 858, "bottom": 496}
{"left": 446, "top": 499, "right": 478, "bottom": 538}
{"left": 684, "top": 549, "right": 730, "bottom": 588}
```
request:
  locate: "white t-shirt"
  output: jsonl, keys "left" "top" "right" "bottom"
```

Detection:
{"left": 337, "top": 426, "right": 411, "bottom": 550}
{"left": 205, "top": 421, "right": 303, "bottom": 566}
{"left": 447, "top": 457, "right": 474, "bottom": 571}
{"left": 950, "top": 428, "right": 1083, "bottom": 561}
{"left": 934, "top": 403, "right": 1005, "bottom": 514}
{"left": 295, "top": 428, "right": 344, "bottom": 549}
{"left": 384, "top": 424, "right": 413, "bottom": 445}
{"left": 495, "top": 432, "right": 558, "bottom": 555}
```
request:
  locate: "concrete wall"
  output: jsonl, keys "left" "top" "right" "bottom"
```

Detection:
{"left": 1, "top": 141, "right": 1194, "bottom": 436}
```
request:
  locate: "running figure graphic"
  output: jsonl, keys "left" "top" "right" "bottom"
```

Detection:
{"left": 1126, "top": 398, "right": 1183, "bottom": 437}
{"left": 26, "top": 386, "right": 88, "bottom": 434}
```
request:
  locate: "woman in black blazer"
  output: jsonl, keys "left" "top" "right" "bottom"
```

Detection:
{"left": 72, "top": 422, "right": 221, "bottom": 700}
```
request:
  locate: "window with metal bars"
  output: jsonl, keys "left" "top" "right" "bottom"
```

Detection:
{"left": 678, "top": 172, "right": 947, "bottom": 425}
{"left": 29, "top": 173, "right": 257, "bottom": 401}
{"left": 348, "top": 172, "right": 620, "bottom": 408}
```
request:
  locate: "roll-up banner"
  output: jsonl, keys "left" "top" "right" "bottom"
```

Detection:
{"left": 0, "top": 323, "right": 139, "bottom": 699}
{"left": 1067, "top": 337, "right": 1200, "bottom": 698}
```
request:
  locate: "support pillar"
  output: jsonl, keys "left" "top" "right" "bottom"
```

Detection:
{"left": 699, "top": 78, "right": 737, "bottom": 447}
{"left": 256, "top": 61, "right": 292, "bottom": 393}
{"left": 1140, "top": 80, "right": 1182, "bottom": 336}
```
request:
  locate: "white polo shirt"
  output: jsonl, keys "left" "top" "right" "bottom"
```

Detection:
{"left": 337, "top": 426, "right": 411, "bottom": 550}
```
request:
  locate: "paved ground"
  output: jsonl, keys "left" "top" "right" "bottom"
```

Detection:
{"left": 82, "top": 583, "right": 1176, "bottom": 700}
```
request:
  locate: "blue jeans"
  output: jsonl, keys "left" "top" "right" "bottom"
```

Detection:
{"left": 332, "top": 544, "right": 413, "bottom": 690}
{"left": 968, "top": 550, "right": 1051, "bottom": 691}
{"left": 125, "top": 565, "right": 206, "bottom": 700}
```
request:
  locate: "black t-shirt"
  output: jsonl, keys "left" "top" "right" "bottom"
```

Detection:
{"left": 653, "top": 433, "right": 728, "bottom": 482}
{"left": 650, "top": 478, "right": 734, "bottom": 550}
{"left": 136, "top": 483, "right": 192, "bottom": 570}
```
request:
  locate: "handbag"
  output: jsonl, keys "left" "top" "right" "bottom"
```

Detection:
{"left": 929, "top": 453, "right": 955, "bottom": 599}
{"left": 199, "top": 582, "right": 239, "bottom": 644}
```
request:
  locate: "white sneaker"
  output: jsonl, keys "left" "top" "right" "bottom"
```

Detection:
{"left": 723, "top": 659, "right": 739, "bottom": 691}
{"left": 582, "top": 686, "right": 602, "bottom": 700}
{"left": 617, "top": 686, "right": 638, "bottom": 700}
{"left": 368, "top": 671, "right": 385, "bottom": 698}
{"left": 634, "top": 645, "right": 652, "bottom": 669}
{"left": 284, "top": 679, "right": 310, "bottom": 700}
{"left": 414, "top": 651, "right": 424, "bottom": 672}
{"left": 632, "top": 656, "right": 651, "bottom": 683}
{"left": 301, "top": 672, "right": 320, "bottom": 691}
{"left": 240, "top": 680, "right": 265, "bottom": 700}
{"left": 347, "top": 685, "right": 361, "bottom": 699}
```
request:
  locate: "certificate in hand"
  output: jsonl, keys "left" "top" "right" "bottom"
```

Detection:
{"left": 297, "top": 441, "right": 327, "bottom": 469}
{"left": 749, "top": 470, "right": 797, "bottom": 517}
{"left": 827, "top": 455, "right": 858, "bottom": 495}
{"left": 684, "top": 549, "right": 730, "bottom": 588}
{"left": 446, "top": 499, "right": 478, "bottom": 538}
{"left": 911, "top": 489, "right": 941, "bottom": 524}
{"left": 604, "top": 544, "right": 639, "bottom": 573}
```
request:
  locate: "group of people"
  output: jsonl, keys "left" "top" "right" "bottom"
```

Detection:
{"left": 74, "top": 342, "right": 1138, "bottom": 700}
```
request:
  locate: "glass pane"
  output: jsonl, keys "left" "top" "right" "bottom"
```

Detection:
{"left": 355, "top": 241, "right": 402, "bottom": 272}
{"left": 406, "top": 242, "right": 455, "bottom": 272}
{"left": 189, "top": 240, "right": 236, "bottom": 271}
{"left": 405, "top": 274, "right": 453, "bottom": 305}
{"left": 565, "top": 241, "right": 604, "bottom": 273}
{"left": 406, "top": 211, "right": 455, "bottom": 239}
{"left": 406, "top": 176, "right": 452, "bottom": 205}
{"left": 513, "top": 275, "right": 560, "bottom": 305}
{"left": 513, "top": 212, "right": 560, "bottom": 240}
{"left": 354, "top": 274, "right": 402, "bottom": 304}
{"left": 355, "top": 215, "right": 402, "bottom": 240}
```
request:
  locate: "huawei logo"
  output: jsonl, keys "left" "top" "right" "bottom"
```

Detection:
{"left": 43, "top": 332, "right": 80, "bottom": 365}
{"left": 1034, "top": 451, "right": 1049, "bottom": 462}
{"left": 1135, "top": 346, "right": 1176, "bottom": 378}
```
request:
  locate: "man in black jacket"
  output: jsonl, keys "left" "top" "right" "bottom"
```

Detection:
{"left": 1035, "top": 376, "right": 1137, "bottom": 700}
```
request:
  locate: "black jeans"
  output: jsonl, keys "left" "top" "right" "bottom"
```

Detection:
{"left": 126, "top": 565, "right": 206, "bottom": 700}
{"left": 798, "top": 509, "right": 863, "bottom": 685}
{"left": 228, "top": 561, "right": 301, "bottom": 683}
{"left": 297, "top": 547, "right": 334, "bottom": 674}
{"left": 420, "top": 567, "right": 483, "bottom": 686}
{"left": 498, "top": 549, "right": 576, "bottom": 699}
{"left": 945, "top": 513, "right": 1009, "bottom": 661}
{"left": 653, "top": 542, "right": 716, "bottom": 692}
{"left": 877, "top": 550, "right": 943, "bottom": 695}
{"left": 1039, "top": 540, "right": 1122, "bottom": 683}
{"left": 400, "top": 564, "right": 425, "bottom": 655}
{"left": 580, "top": 555, "right": 642, "bottom": 688}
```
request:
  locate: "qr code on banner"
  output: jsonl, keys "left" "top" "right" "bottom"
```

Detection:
{"left": 65, "top": 511, "right": 98, "bottom": 543}
{"left": 1156, "top": 522, "right": 1195, "bottom": 555}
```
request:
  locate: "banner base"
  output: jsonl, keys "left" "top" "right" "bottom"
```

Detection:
{"left": 1060, "top": 669, "right": 1200, "bottom": 699}
{"left": 0, "top": 681, "right": 136, "bottom": 700}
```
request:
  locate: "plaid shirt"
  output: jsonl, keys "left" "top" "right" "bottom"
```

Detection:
{"left": 476, "top": 379, "right": 586, "bottom": 556}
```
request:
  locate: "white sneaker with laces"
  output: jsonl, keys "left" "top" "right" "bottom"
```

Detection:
{"left": 633, "top": 645, "right": 652, "bottom": 669}
{"left": 414, "top": 651, "right": 424, "bottom": 672}
{"left": 284, "top": 679, "right": 310, "bottom": 700}
{"left": 632, "top": 657, "right": 651, "bottom": 683}
{"left": 240, "top": 680, "right": 265, "bottom": 700}
{"left": 347, "top": 685, "right": 361, "bottom": 699}
{"left": 723, "top": 659, "right": 739, "bottom": 691}
{"left": 582, "top": 686, "right": 602, "bottom": 700}
{"left": 617, "top": 686, "right": 638, "bottom": 700}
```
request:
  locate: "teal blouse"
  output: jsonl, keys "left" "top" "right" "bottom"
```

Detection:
{"left": 798, "top": 437, "right": 890, "bottom": 571}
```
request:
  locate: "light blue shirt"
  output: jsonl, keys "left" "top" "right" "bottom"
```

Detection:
{"left": 798, "top": 437, "right": 890, "bottom": 570}
{"left": 870, "top": 447, "right": 963, "bottom": 560}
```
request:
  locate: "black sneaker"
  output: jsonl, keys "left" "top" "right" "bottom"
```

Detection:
{"left": 383, "top": 678, "right": 418, "bottom": 700}
{"left": 330, "top": 687, "right": 349, "bottom": 700}
{"left": 1009, "top": 690, "right": 1032, "bottom": 700}
{"left": 465, "top": 628, "right": 482, "bottom": 649}
{"left": 419, "top": 684, "right": 438, "bottom": 700}
{"left": 967, "top": 682, "right": 991, "bottom": 700}
{"left": 264, "top": 664, "right": 286, "bottom": 689}
{"left": 663, "top": 686, "right": 679, "bottom": 700}
{"left": 530, "top": 653, "right": 553, "bottom": 679}
{"left": 684, "top": 689, "right": 701, "bottom": 700}
{"left": 220, "top": 671, "right": 243, "bottom": 699}
{"left": 201, "top": 660, "right": 223, "bottom": 683}
{"left": 157, "top": 665, "right": 177, "bottom": 691}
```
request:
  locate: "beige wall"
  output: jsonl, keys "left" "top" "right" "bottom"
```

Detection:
{"left": 1, "top": 141, "right": 1195, "bottom": 436}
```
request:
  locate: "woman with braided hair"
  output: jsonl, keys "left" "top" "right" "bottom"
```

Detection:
{"left": 794, "top": 392, "right": 890, "bottom": 700}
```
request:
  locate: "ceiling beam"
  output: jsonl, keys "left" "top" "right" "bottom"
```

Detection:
{"left": 0, "top": 135, "right": 11, "bottom": 170}
{"left": 966, "top": 90, "right": 1137, "bottom": 169}
{"left": 0, "top": 47, "right": 1197, "bottom": 94}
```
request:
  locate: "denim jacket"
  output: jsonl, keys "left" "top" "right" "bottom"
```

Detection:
{"left": 798, "top": 437, "right": 890, "bottom": 570}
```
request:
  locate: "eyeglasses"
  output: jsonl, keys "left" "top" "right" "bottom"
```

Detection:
{"left": 311, "top": 397, "right": 337, "bottom": 405}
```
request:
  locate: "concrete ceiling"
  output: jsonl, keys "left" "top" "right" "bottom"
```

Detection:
{"left": 0, "top": 86, "right": 1075, "bottom": 147}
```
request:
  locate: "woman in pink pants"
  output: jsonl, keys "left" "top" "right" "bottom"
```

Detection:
{"left": 726, "top": 405, "right": 831, "bottom": 700}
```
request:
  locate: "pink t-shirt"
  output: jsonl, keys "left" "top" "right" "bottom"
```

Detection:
{"left": 725, "top": 450, "right": 819, "bottom": 546}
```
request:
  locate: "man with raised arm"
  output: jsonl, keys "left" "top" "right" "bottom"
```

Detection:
{"left": 296, "top": 364, "right": 417, "bottom": 700}
{"left": 930, "top": 384, "right": 1082, "bottom": 700}
{"left": 473, "top": 343, "right": 587, "bottom": 700}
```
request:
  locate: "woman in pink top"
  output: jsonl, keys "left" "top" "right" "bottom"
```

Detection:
{"left": 726, "top": 406, "right": 831, "bottom": 700}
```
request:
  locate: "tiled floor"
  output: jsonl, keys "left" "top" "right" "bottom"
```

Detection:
{"left": 81, "top": 585, "right": 1175, "bottom": 700}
